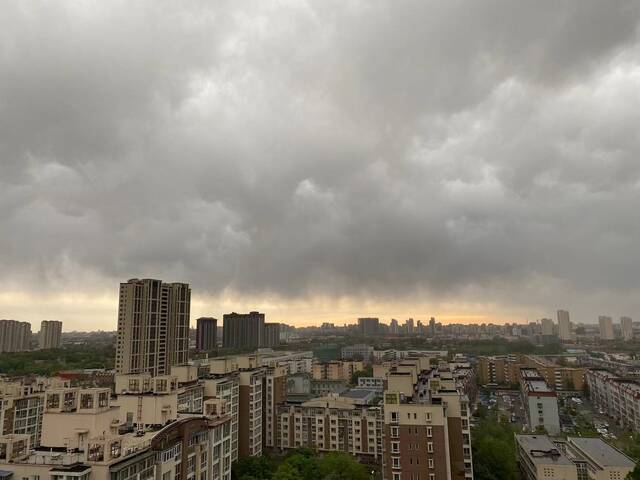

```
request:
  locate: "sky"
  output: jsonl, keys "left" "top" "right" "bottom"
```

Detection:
{"left": 2, "top": 1, "right": 640, "bottom": 331}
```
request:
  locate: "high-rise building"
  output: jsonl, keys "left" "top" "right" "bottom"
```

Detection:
{"left": 223, "top": 311, "right": 265, "bottom": 349}
{"left": 358, "top": 317, "right": 379, "bottom": 336}
{"left": 0, "top": 320, "right": 31, "bottom": 353}
{"left": 405, "top": 318, "right": 415, "bottom": 335}
{"left": 389, "top": 318, "right": 399, "bottom": 334}
{"left": 429, "top": 316, "right": 437, "bottom": 336}
{"left": 263, "top": 322, "right": 281, "bottom": 348}
{"left": 598, "top": 316, "right": 615, "bottom": 340}
{"left": 540, "top": 318, "right": 555, "bottom": 336}
{"left": 115, "top": 278, "right": 190, "bottom": 377}
{"left": 262, "top": 366, "right": 286, "bottom": 449}
{"left": 557, "top": 310, "right": 571, "bottom": 341}
{"left": 239, "top": 367, "right": 265, "bottom": 457}
{"left": 621, "top": 316, "right": 633, "bottom": 341}
{"left": 39, "top": 320, "right": 62, "bottom": 350}
{"left": 382, "top": 370, "right": 473, "bottom": 480}
{"left": 196, "top": 317, "right": 217, "bottom": 351}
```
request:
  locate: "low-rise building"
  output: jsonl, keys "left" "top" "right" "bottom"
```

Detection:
{"left": 587, "top": 369, "right": 640, "bottom": 432}
{"left": 520, "top": 368, "right": 561, "bottom": 435}
{"left": 516, "top": 434, "right": 578, "bottom": 480}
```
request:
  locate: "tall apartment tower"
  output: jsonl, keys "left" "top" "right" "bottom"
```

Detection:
{"left": 115, "top": 278, "right": 190, "bottom": 377}
{"left": 0, "top": 320, "right": 32, "bottom": 353}
{"left": 598, "top": 316, "right": 615, "bottom": 340}
{"left": 263, "top": 323, "right": 280, "bottom": 348}
{"left": 196, "top": 317, "right": 217, "bottom": 351}
{"left": 620, "top": 316, "right": 634, "bottom": 341}
{"left": 39, "top": 320, "right": 62, "bottom": 350}
{"left": 358, "top": 317, "right": 380, "bottom": 335}
{"left": 557, "top": 310, "right": 572, "bottom": 341}
{"left": 223, "top": 312, "right": 265, "bottom": 349}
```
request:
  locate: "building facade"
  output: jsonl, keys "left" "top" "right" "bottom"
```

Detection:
{"left": 0, "top": 320, "right": 31, "bottom": 353}
{"left": 115, "top": 278, "right": 191, "bottom": 377}
{"left": 39, "top": 320, "right": 62, "bottom": 350}
{"left": 620, "top": 316, "right": 633, "bottom": 341}
{"left": 223, "top": 312, "right": 264, "bottom": 349}
{"left": 196, "top": 317, "right": 218, "bottom": 351}
{"left": 557, "top": 310, "right": 572, "bottom": 341}
{"left": 598, "top": 316, "right": 614, "bottom": 340}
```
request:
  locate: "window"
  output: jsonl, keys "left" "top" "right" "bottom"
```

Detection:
{"left": 427, "top": 427, "right": 432, "bottom": 438}
{"left": 391, "top": 426, "right": 399, "bottom": 438}
{"left": 427, "top": 442, "right": 433, "bottom": 453}
{"left": 392, "top": 457, "right": 400, "bottom": 468}
{"left": 391, "top": 412, "right": 399, "bottom": 422}
{"left": 392, "top": 473, "right": 401, "bottom": 480}
{"left": 428, "top": 459, "right": 434, "bottom": 469}
{"left": 391, "top": 441, "right": 400, "bottom": 453}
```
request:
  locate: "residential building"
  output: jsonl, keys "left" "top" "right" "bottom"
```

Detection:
{"left": 540, "top": 318, "right": 555, "bottom": 336}
{"left": 115, "top": 278, "right": 191, "bottom": 377}
{"left": 559, "top": 436, "right": 635, "bottom": 480}
{"left": 587, "top": 369, "right": 640, "bottom": 432}
{"left": 520, "top": 368, "right": 561, "bottom": 435}
{"left": 263, "top": 322, "right": 281, "bottom": 348}
{"left": 222, "top": 311, "right": 265, "bottom": 349}
{"left": 342, "top": 344, "right": 373, "bottom": 363}
{"left": 358, "top": 317, "right": 380, "bottom": 336}
{"left": 357, "top": 377, "right": 385, "bottom": 391}
{"left": 0, "top": 320, "right": 31, "bottom": 353}
{"left": 557, "top": 310, "right": 572, "bottom": 341}
{"left": 196, "top": 316, "right": 218, "bottom": 351}
{"left": 38, "top": 320, "right": 62, "bottom": 350}
{"left": 382, "top": 376, "right": 473, "bottom": 480}
{"left": 263, "top": 366, "right": 286, "bottom": 449}
{"left": 312, "top": 361, "right": 364, "bottom": 381}
{"left": 258, "top": 350, "right": 313, "bottom": 374}
{"left": 238, "top": 366, "right": 265, "bottom": 457}
{"left": 515, "top": 434, "right": 578, "bottom": 480}
{"left": 621, "top": 316, "right": 634, "bottom": 341}
{"left": 598, "top": 316, "right": 614, "bottom": 340}
{"left": 275, "top": 395, "right": 383, "bottom": 465}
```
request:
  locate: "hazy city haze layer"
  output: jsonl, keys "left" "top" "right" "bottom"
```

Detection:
{"left": 2, "top": 1, "right": 640, "bottom": 329}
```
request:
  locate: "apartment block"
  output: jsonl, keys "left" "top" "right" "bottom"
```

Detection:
{"left": 520, "top": 368, "right": 561, "bottom": 435}
{"left": 587, "top": 369, "right": 640, "bottom": 432}
{"left": 238, "top": 367, "right": 265, "bottom": 457}
{"left": 202, "top": 369, "right": 240, "bottom": 462}
{"left": 0, "top": 376, "right": 69, "bottom": 447}
{"left": 598, "top": 316, "right": 615, "bottom": 340}
{"left": 560, "top": 437, "right": 635, "bottom": 480}
{"left": 275, "top": 395, "right": 383, "bottom": 463}
{"left": 312, "top": 361, "right": 364, "bottom": 381}
{"left": 342, "top": 344, "right": 374, "bottom": 363}
{"left": 516, "top": 434, "right": 578, "bottom": 480}
{"left": 620, "top": 316, "right": 634, "bottom": 341}
{"left": 358, "top": 317, "right": 380, "bottom": 335}
{"left": 196, "top": 317, "right": 218, "bottom": 351}
{"left": 557, "top": 310, "right": 572, "bottom": 341}
{"left": 263, "top": 323, "right": 281, "bottom": 348}
{"left": 115, "top": 278, "right": 191, "bottom": 377}
{"left": 258, "top": 350, "right": 313, "bottom": 374}
{"left": 38, "top": 320, "right": 62, "bottom": 350}
{"left": 0, "top": 320, "right": 31, "bottom": 353}
{"left": 381, "top": 364, "right": 473, "bottom": 480}
{"left": 263, "top": 366, "right": 286, "bottom": 449}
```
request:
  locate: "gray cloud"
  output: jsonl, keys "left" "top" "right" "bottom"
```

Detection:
{"left": 2, "top": 0, "right": 640, "bottom": 323}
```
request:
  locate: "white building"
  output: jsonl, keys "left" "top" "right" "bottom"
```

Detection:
{"left": 557, "top": 310, "right": 572, "bottom": 341}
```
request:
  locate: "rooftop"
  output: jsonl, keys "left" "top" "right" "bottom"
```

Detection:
{"left": 515, "top": 435, "right": 574, "bottom": 466}
{"left": 568, "top": 437, "right": 635, "bottom": 468}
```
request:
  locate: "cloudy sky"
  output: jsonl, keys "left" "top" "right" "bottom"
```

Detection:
{"left": 2, "top": 1, "right": 640, "bottom": 331}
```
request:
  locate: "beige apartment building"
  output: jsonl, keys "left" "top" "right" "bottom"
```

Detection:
{"left": 0, "top": 320, "right": 31, "bottom": 353}
{"left": 587, "top": 368, "right": 640, "bottom": 432}
{"left": 621, "top": 316, "right": 634, "bottom": 341}
{"left": 275, "top": 395, "right": 384, "bottom": 464}
{"left": 598, "top": 316, "right": 615, "bottom": 340}
{"left": 39, "top": 320, "right": 62, "bottom": 350}
{"left": 115, "top": 278, "right": 190, "bottom": 377}
{"left": 312, "top": 360, "right": 364, "bottom": 381}
{"left": 0, "top": 385, "right": 233, "bottom": 480}
{"left": 557, "top": 310, "right": 572, "bottom": 341}
{"left": 263, "top": 366, "right": 287, "bottom": 449}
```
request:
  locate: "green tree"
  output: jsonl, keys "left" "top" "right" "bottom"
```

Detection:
{"left": 318, "top": 452, "right": 370, "bottom": 480}
{"left": 232, "top": 455, "right": 275, "bottom": 480}
{"left": 350, "top": 367, "right": 373, "bottom": 386}
{"left": 472, "top": 413, "right": 519, "bottom": 480}
{"left": 272, "top": 463, "right": 304, "bottom": 480}
{"left": 627, "top": 464, "right": 640, "bottom": 480}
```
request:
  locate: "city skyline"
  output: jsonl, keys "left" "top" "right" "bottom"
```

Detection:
{"left": 3, "top": 2, "right": 640, "bottom": 331}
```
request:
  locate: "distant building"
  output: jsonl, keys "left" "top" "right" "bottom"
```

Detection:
{"left": 557, "top": 310, "right": 571, "bottom": 341}
{"left": 0, "top": 320, "right": 31, "bottom": 353}
{"left": 540, "top": 318, "right": 555, "bottom": 336}
{"left": 341, "top": 344, "right": 373, "bottom": 363}
{"left": 263, "top": 323, "right": 280, "bottom": 348}
{"left": 115, "top": 278, "right": 190, "bottom": 377}
{"left": 39, "top": 320, "right": 62, "bottom": 350}
{"left": 358, "top": 317, "right": 379, "bottom": 336}
{"left": 598, "top": 316, "right": 615, "bottom": 340}
{"left": 196, "top": 317, "right": 217, "bottom": 351}
{"left": 223, "top": 311, "right": 265, "bottom": 349}
{"left": 620, "top": 316, "right": 633, "bottom": 341}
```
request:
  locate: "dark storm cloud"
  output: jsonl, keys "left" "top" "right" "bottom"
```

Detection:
{"left": 2, "top": 0, "right": 640, "bottom": 319}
